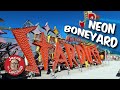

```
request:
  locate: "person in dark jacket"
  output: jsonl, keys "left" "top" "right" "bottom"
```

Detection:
{"left": 116, "top": 69, "right": 120, "bottom": 77}
{"left": 47, "top": 55, "right": 52, "bottom": 74}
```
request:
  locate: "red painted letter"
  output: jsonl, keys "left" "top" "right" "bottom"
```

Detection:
{"left": 64, "top": 43, "right": 78, "bottom": 68}
{"left": 90, "top": 45, "right": 102, "bottom": 64}
{"left": 52, "top": 42, "right": 69, "bottom": 71}
{"left": 33, "top": 32, "right": 52, "bottom": 71}
{"left": 12, "top": 26, "right": 39, "bottom": 74}
{"left": 75, "top": 44, "right": 86, "bottom": 65}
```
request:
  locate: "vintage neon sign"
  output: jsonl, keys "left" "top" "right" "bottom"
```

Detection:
{"left": 11, "top": 26, "right": 101, "bottom": 73}
{"left": 12, "top": 26, "right": 39, "bottom": 74}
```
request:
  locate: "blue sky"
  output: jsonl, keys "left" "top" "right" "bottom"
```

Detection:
{"left": 1, "top": 11, "right": 120, "bottom": 38}
{"left": 0, "top": 11, "right": 84, "bottom": 38}
{"left": 1, "top": 11, "right": 120, "bottom": 54}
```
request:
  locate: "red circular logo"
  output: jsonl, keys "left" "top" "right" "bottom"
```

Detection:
{"left": 4, "top": 55, "right": 25, "bottom": 76}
